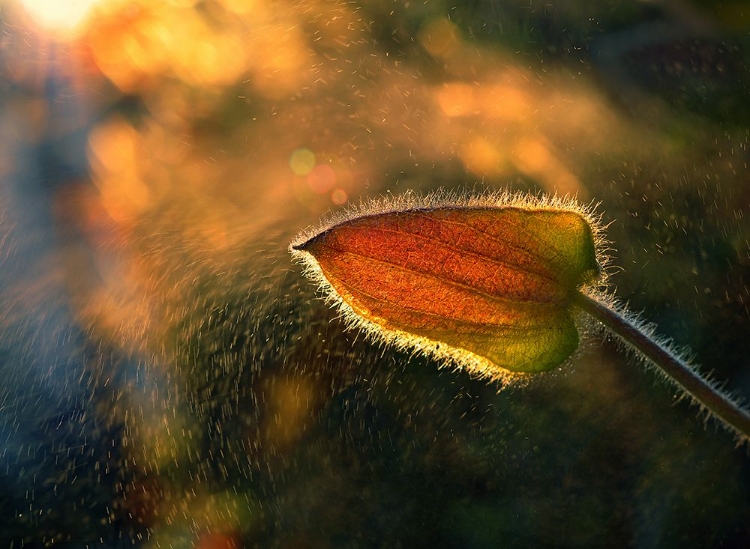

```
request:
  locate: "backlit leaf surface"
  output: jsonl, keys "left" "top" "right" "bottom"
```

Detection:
{"left": 292, "top": 194, "right": 601, "bottom": 378}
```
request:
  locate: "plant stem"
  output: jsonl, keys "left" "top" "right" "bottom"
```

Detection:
{"left": 572, "top": 291, "right": 750, "bottom": 441}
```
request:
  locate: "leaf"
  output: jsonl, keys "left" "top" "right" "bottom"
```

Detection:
{"left": 291, "top": 192, "right": 602, "bottom": 380}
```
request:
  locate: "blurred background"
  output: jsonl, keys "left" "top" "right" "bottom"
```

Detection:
{"left": 1, "top": 0, "right": 749, "bottom": 547}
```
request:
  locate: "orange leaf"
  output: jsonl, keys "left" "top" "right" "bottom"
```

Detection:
{"left": 291, "top": 192, "right": 602, "bottom": 380}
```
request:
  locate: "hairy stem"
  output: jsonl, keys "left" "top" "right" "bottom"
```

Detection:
{"left": 573, "top": 291, "right": 750, "bottom": 441}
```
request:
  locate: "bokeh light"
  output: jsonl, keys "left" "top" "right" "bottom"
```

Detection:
{"left": 419, "top": 18, "right": 460, "bottom": 59}
{"left": 307, "top": 164, "right": 336, "bottom": 194}
{"left": 331, "top": 188, "right": 348, "bottom": 205}
{"left": 289, "top": 148, "right": 316, "bottom": 176}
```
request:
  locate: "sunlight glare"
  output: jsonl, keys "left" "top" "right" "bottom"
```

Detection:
{"left": 19, "top": 0, "right": 104, "bottom": 36}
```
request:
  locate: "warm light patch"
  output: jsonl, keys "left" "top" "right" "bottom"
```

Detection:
{"left": 513, "top": 137, "right": 585, "bottom": 197}
{"left": 460, "top": 137, "right": 505, "bottom": 176}
{"left": 419, "top": 18, "right": 461, "bottom": 58}
{"left": 245, "top": 25, "right": 311, "bottom": 99}
{"left": 88, "top": 3, "right": 248, "bottom": 92}
{"left": 331, "top": 188, "right": 348, "bottom": 205}
{"left": 216, "top": 0, "right": 255, "bottom": 15}
{"left": 87, "top": 117, "right": 153, "bottom": 221}
{"left": 19, "top": 0, "right": 104, "bottom": 36}
{"left": 290, "top": 148, "right": 316, "bottom": 176}
{"left": 307, "top": 164, "right": 336, "bottom": 194}
{"left": 436, "top": 82, "right": 476, "bottom": 117}
{"left": 480, "top": 83, "right": 530, "bottom": 122}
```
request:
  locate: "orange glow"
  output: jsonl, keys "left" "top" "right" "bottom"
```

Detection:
{"left": 419, "top": 18, "right": 460, "bottom": 58}
{"left": 290, "top": 148, "right": 316, "bottom": 176}
{"left": 245, "top": 25, "right": 311, "bottom": 99}
{"left": 215, "top": 0, "right": 255, "bottom": 15}
{"left": 513, "top": 137, "right": 584, "bottom": 197}
{"left": 436, "top": 82, "right": 476, "bottom": 117}
{"left": 514, "top": 137, "right": 551, "bottom": 173}
{"left": 307, "top": 164, "right": 336, "bottom": 194}
{"left": 19, "top": 0, "right": 104, "bottom": 37}
{"left": 480, "top": 83, "right": 531, "bottom": 122}
{"left": 88, "top": 3, "right": 249, "bottom": 93}
{"left": 197, "top": 533, "right": 239, "bottom": 549}
{"left": 87, "top": 117, "right": 152, "bottom": 221}
{"left": 331, "top": 188, "right": 348, "bottom": 205}
{"left": 461, "top": 137, "right": 506, "bottom": 176}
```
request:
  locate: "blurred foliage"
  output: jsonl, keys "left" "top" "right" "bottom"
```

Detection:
{"left": 0, "top": 0, "right": 749, "bottom": 547}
